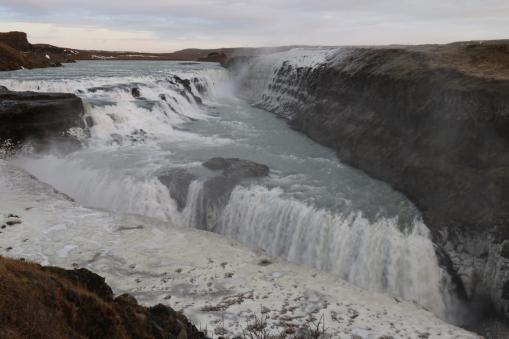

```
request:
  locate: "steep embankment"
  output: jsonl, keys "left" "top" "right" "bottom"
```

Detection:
{"left": 0, "top": 256, "right": 207, "bottom": 339}
{"left": 230, "top": 41, "right": 509, "bottom": 321}
{"left": 0, "top": 32, "right": 76, "bottom": 71}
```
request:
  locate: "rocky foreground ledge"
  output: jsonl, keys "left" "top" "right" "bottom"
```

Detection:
{"left": 0, "top": 85, "right": 85, "bottom": 152}
{"left": 0, "top": 256, "right": 207, "bottom": 339}
{"left": 229, "top": 41, "right": 509, "bottom": 321}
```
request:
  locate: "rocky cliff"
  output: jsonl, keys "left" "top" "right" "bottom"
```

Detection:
{"left": 0, "top": 32, "right": 76, "bottom": 71}
{"left": 0, "top": 86, "right": 85, "bottom": 151}
{"left": 0, "top": 256, "right": 208, "bottom": 339}
{"left": 229, "top": 41, "right": 509, "bottom": 322}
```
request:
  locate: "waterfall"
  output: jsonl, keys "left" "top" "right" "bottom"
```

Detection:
{"left": 2, "top": 60, "right": 461, "bottom": 324}
{"left": 0, "top": 66, "right": 231, "bottom": 146}
{"left": 166, "top": 182, "right": 454, "bottom": 321}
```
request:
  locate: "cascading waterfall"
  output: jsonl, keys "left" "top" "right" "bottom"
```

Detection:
{"left": 167, "top": 182, "right": 456, "bottom": 322}
{"left": 0, "top": 66, "right": 230, "bottom": 145}
{"left": 233, "top": 47, "right": 342, "bottom": 115}
{"left": 1, "top": 59, "right": 460, "bottom": 323}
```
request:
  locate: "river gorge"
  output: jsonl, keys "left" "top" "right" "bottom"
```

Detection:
{"left": 1, "top": 43, "right": 508, "bottom": 338}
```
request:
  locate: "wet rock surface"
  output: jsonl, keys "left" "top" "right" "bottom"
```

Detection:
{"left": 0, "top": 86, "right": 85, "bottom": 147}
{"left": 202, "top": 157, "right": 269, "bottom": 178}
{"left": 158, "top": 158, "right": 269, "bottom": 229}
{"left": 158, "top": 168, "right": 197, "bottom": 211}
{"left": 231, "top": 42, "right": 509, "bottom": 321}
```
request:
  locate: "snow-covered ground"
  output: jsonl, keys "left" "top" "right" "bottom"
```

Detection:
{"left": 0, "top": 160, "right": 478, "bottom": 338}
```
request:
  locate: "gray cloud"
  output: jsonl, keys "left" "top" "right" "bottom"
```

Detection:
{"left": 0, "top": 0, "right": 508, "bottom": 51}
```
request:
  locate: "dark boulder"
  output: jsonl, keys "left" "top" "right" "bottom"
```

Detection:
{"left": 170, "top": 75, "right": 204, "bottom": 105}
{"left": 174, "top": 75, "right": 192, "bottom": 92}
{"left": 131, "top": 87, "right": 141, "bottom": 98}
{"left": 0, "top": 87, "right": 85, "bottom": 146}
{"left": 202, "top": 157, "right": 229, "bottom": 170}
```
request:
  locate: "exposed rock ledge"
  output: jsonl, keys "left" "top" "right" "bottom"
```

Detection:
{"left": 158, "top": 157, "right": 269, "bottom": 229}
{"left": 0, "top": 160, "right": 477, "bottom": 338}
{"left": 0, "top": 256, "right": 207, "bottom": 338}
{"left": 229, "top": 41, "right": 509, "bottom": 321}
{"left": 0, "top": 86, "right": 85, "bottom": 150}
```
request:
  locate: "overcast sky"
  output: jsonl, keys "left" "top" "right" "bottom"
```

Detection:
{"left": 1, "top": 0, "right": 508, "bottom": 52}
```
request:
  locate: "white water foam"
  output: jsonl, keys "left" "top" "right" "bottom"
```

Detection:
{"left": 2, "top": 67, "right": 231, "bottom": 146}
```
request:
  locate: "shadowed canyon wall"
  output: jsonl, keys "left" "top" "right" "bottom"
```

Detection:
{"left": 228, "top": 42, "right": 509, "bottom": 321}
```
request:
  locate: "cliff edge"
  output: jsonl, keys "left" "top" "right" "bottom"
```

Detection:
{"left": 0, "top": 31, "right": 76, "bottom": 71}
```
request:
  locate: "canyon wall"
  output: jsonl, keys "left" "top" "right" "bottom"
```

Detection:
{"left": 229, "top": 41, "right": 509, "bottom": 320}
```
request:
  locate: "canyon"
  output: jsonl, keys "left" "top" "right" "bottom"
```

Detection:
{"left": 1, "top": 33, "right": 508, "bottom": 337}
{"left": 228, "top": 41, "right": 509, "bottom": 324}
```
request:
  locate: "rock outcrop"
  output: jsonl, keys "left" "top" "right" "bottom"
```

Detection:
{"left": 0, "top": 86, "right": 85, "bottom": 148}
{"left": 0, "top": 31, "right": 76, "bottom": 71}
{"left": 0, "top": 256, "right": 208, "bottom": 339}
{"left": 230, "top": 41, "right": 509, "bottom": 320}
{"left": 158, "top": 158, "right": 269, "bottom": 229}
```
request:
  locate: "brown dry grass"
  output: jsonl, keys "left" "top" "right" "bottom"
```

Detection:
{"left": 0, "top": 256, "right": 127, "bottom": 339}
{"left": 400, "top": 40, "right": 509, "bottom": 80}
{"left": 0, "top": 256, "right": 208, "bottom": 339}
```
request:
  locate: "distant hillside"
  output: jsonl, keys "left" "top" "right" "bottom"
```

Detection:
{"left": 0, "top": 31, "right": 305, "bottom": 71}
{"left": 72, "top": 46, "right": 298, "bottom": 63}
